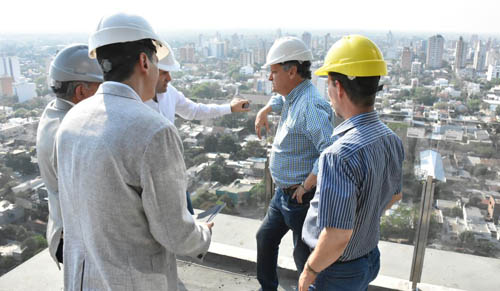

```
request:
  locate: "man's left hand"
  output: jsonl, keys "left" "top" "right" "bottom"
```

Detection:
{"left": 298, "top": 269, "right": 316, "bottom": 291}
{"left": 230, "top": 98, "right": 250, "bottom": 112}
{"left": 292, "top": 185, "right": 307, "bottom": 204}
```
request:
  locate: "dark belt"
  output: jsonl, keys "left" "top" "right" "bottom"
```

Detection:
{"left": 308, "top": 248, "right": 373, "bottom": 264}
{"left": 282, "top": 185, "right": 316, "bottom": 196}
{"left": 282, "top": 185, "right": 300, "bottom": 196}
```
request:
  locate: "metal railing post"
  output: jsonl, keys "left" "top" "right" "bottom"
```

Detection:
{"left": 409, "top": 175, "right": 436, "bottom": 290}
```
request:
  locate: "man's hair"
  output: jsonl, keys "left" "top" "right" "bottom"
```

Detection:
{"left": 51, "top": 81, "right": 90, "bottom": 101}
{"left": 328, "top": 72, "right": 381, "bottom": 107}
{"left": 96, "top": 39, "right": 157, "bottom": 82}
{"left": 280, "top": 60, "right": 312, "bottom": 80}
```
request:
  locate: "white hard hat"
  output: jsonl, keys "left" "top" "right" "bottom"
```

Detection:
{"left": 158, "top": 42, "right": 180, "bottom": 72}
{"left": 49, "top": 44, "right": 103, "bottom": 83}
{"left": 262, "top": 36, "right": 313, "bottom": 68}
{"left": 88, "top": 12, "right": 169, "bottom": 60}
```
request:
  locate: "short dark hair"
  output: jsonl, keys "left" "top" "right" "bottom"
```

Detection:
{"left": 328, "top": 72, "right": 381, "bottom": 107}
{"left": 281, "top": 60, "right": 312, "bottom": 80}
{"left": 51, "top": 81, "right": 89, "bottom": 101}
{"left": 96, "top": 39, "right": 157, "bottom": 82}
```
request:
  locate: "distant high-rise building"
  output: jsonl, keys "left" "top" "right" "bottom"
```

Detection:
{"left": 0, "top": 56, "right": 22, "bottom": 83}
{"left": 0, "top": 76, "right": 14, "bottom": 96}
{"left": 209, "top": 41, "right": 225, "bottom": 59}
{"left": 15, "top": 81, "right": 36, "bottom": 102}
{"left": 179, "top": 44, "right": 195, "bottom": 63}
{"left": 473, "top": 41, "right": 486, "bottom": 71}
{"left": 487, "top": 63, "right": 500, "bottom": 81}
{"left": 387, "top": 30, "right": 394, "bottom": 46}
{"left": 324, "top": 33, "right": 331, "bottom": 51}
{"left": 486, "top": 37, "right": 492, "bottom": 51}
{"left": 231, "top": 33, "right": 240, "bottom": 50}
{"left": 276, "top": 28, "right": 282, "bottom": 40}
{"left": 470, "top": 34, "right": 479, "bottom": 49}
{"left": 302, "top": 32, "right": 312, "bottom": 49}
{"left": 486, "top": 49, "right": 500, "bottom": 67}
{"left": 411, "top": 78, "right": 419, "bottom": 89}
{"left": 198, "top": 34, "right": 204, "bottom": 50}
{"left": 455, "top": 36, "right": 466, "bottom": 71}
{"left": 401, "top": 47, "right": 412, "bottom": 71}
{"left": 411, "top": 61, "right": 422, "bottom": 76}
{"left": 240, "top": 50, "right": 254, "bottom": 66}
{"left": 426, "top": 35, "right": 444, "bottom": 69}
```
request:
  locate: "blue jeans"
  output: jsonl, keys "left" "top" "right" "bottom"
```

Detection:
{"left": 309, "top": 247, "right": 380, "bottom": 291}
{"left": 256, "top": 187, "right": 312, "bottom": 291}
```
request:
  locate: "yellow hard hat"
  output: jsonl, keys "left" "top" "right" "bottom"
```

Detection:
{"left": 315, "top": 35, "right": 387, "bottom": 77}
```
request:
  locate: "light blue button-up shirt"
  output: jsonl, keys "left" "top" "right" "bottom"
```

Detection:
{"left": 302, "top": 111, "right": 405, "bottom": 261}
{"left": 268, "top": 79, "right": 335, "bottom": 188}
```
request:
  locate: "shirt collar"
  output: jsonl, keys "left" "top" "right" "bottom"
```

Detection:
{"left": 285, "top": 79, "right": 311, "bottom": 103}
{"left": 333, "top": 111, "right": 380, "bottom": 137}
{"left": 98, "top": 81, "right": 143, "bottom": 102}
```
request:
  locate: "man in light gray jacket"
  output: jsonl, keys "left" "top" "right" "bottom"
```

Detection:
{"left": 36, "top": 43, "right": 103, "bottom": 267}
{"left": 55, "top": 13, "right": 212, "bottom": 291}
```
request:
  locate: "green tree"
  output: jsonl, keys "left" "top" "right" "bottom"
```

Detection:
{"left": 467, "top": 99, "right": 481, "bottom": 114}
{"left": 203, "top": 135, "right": 218, "bottom": 152}
{"left": 191, "top": 83, "right": 224, "bottom": 99}
{"left": 218, "top": 194, "right": 238, "bottom": 215}
{"left": 496, "top": 106, "right": 500, "bottom": 116}
{"left": 459, "top": 231, "right": 475, "bottom": 247}
{"left": 243, "top": 141, "right": 267, "bottom": 158}
{"left": 413, "top": 88, "right": 437, "bottom": 106}
{"left": 473, "top": 241, "right": 498, "bottom": 257}
{"left": 0, "top": 255, "right": 17, "bottom": 272}
{"left": 0, "top": 224, "right": 18, "bottom": 241}
{"left": 191, "top": 191, "right": 218, "bottom": 209}
{"left": 218, "top": 135, "right": 240, "bottom": 154}
{"left": 202, "top": 164, "right": 238, "bottom": 185}
{"left": 21, "top": 235, "right": 47, "bottom": 261}
{"left": 247, "top": 181, "right": 265, "bottom": 205}
{"left": 5, "top": 152, "right": 37, "bottom": 175}
{"left": 215, "top": 113, "right": 246, "bottom": 129}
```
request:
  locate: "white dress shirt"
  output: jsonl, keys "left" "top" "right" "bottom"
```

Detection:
{"left": 146, "top": 84, "right": 231, "bottom": 123}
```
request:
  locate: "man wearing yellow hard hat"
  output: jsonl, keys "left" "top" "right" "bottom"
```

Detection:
{"left": 299, "top": 35, "right": 405, "bottom": 291}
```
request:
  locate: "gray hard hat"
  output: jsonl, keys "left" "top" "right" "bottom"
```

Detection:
{"left": 49, "top": 44, "right": 103, "bottom": 83}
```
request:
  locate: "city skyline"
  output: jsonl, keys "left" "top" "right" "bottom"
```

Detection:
{"left": 1, "top": 0, "right": 500, "bottom": 35}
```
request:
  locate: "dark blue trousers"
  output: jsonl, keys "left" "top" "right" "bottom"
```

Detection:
{"left": 256, "top": 187, "right": 311, "bottom": 291}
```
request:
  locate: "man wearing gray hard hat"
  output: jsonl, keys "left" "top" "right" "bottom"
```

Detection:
{"left": 36, "top": 43, "right": 103, "bottom": 268}
{"left": 255, "top": 37, "right": 336, "bottom": 291}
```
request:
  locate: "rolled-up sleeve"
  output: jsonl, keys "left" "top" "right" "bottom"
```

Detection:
{"left": 267, "top": 95, "right": 285, "bottom": 113}
{"left": 140, "top": 125, "right": 211, "bottom": 258}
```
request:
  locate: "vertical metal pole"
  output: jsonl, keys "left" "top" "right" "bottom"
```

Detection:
{"left": 410, "top": 176, "right": 436, "bottom": 290}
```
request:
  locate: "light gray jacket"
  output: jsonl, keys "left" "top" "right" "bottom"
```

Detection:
{"left": 55, "top": 82, "right": 211, "bottom": 291}
{"left": 36, "top": 98, "right": 74, "bottom": 267}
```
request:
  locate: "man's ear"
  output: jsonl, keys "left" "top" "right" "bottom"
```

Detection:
{"left": 336, "top": 80, "right": 345, "bottom": 100}
{"left": 288, "top": 65, "right": 298, "bottom": 79}
{"left": 73, "top": 84, "right": 85, "bottom": 103}
{"left": 138, "top": 52, "right": 149, "bottom": 73}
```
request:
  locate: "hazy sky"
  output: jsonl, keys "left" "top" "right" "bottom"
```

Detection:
{"left": 1, "top": 0, "right": 499, "bottom": 35}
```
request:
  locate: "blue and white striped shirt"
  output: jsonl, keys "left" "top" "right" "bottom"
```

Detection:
{"left": 268, "top": 80, "right": 335, "bottom": 188}
{"left": 302, "top": 111, "right": 404, "bottom": 261}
